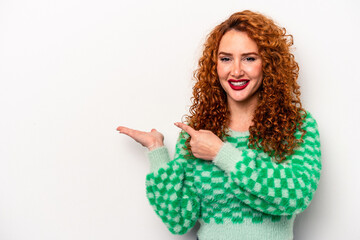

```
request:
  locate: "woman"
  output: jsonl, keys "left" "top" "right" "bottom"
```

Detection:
{"left": 117, "top": 10, "right": 321, "bottom": 240}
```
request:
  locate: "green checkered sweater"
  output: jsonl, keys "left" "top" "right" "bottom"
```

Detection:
{"left": 146, "top": 112, "right": 321, "bottom": 240}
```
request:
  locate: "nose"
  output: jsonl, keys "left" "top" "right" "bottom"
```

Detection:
{"left": 231, "top": 61, "right": 244, "bottom": 78}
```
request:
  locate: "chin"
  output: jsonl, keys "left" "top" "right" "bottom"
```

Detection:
{"left": 228, "top": 91, "right": 258, "bottom": 104}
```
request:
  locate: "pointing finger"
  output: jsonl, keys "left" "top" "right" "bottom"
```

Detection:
{"left": 174, "top": 122, "right": 197, "bottom": 137}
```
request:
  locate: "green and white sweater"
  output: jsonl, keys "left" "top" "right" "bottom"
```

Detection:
{"left": 146, "top": 112, "right": 321, "bottom": 240}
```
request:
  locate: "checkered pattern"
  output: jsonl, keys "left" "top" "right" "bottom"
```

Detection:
{"left": 146, "top": 112, "right": 321, "bottom": 235}
{"left": 146, "top": 138, "right": 200, "bottom": 234}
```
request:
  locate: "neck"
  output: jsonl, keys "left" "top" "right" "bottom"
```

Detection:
{"left": 227, "top": 95, "right": 259, "bottom": 132}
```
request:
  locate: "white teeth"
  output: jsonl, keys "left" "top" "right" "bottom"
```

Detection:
{"left": 230, "top": 81, "right": 248, "bottom": 86}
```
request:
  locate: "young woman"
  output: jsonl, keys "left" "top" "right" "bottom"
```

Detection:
{"left": 117, "top": 10, "right": 321, "bottom": 240}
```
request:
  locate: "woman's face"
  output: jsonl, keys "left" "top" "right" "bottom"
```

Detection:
{"left": 217, "top": 29, "right": 263, "bottom": 106}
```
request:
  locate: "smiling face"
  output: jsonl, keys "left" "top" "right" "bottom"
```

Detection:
{"left": 217, "top": 29, "right": 263, "bottom": 107}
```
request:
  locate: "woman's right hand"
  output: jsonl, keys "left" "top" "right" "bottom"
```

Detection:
{"left": 116, "top": 126, "right": 164, "bottom": 151}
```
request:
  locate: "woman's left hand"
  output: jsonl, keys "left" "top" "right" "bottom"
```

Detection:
{"left": 174, "top": 122, "right": 224, "bottom": 161}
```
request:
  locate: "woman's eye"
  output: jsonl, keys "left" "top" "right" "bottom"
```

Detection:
{"left": 245, "top": 57, "right": 256, "bottom": 62}
{"left": 220, "top": 57, "right": 230, "bottom": 62}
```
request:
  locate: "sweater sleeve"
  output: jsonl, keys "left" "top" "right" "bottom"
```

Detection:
{"left": 213, "top": 112, "right": 322, "bottom": 216}
{"left": 145, "top": 133, "right": 200, "bottom": 235}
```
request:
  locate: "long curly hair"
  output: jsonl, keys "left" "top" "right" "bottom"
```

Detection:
{"left": 185, "top": 10, "right": 306, "bottom": 162}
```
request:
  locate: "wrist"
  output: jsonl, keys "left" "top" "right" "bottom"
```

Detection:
{"left": 148, "top": 141, "right": 164, "bottom": 151}
{"left": 212, "top": 141, "right": 224, "bottom": 160}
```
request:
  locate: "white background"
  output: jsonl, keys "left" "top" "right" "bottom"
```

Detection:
{"left": 1, "top": 0, "right": 359, "bottom": 239}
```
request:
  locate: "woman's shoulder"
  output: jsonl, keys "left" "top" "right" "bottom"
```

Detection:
{"left": 301, "top": 110, "right": 319, "bottom": 129}
{"left": 296, "top": 110, "right": 320, "bottom": 142}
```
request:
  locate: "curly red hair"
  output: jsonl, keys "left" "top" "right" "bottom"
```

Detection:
{"left": 185, "top": 10, "right": 306, "bottom": 162}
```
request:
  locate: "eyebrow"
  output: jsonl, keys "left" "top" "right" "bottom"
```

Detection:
{"left": 218, "top": 51, "right": 259, "bottom": 56}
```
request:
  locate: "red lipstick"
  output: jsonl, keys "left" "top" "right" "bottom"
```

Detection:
{"left": 228, "top": 79, "right": 250, "bottom": 90}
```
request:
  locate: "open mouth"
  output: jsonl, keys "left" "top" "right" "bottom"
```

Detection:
{"left": 228, "top": 80, "right": 250, "bottom": 90}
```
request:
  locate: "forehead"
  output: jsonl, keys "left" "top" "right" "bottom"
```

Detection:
{"left": 218, "top": 29, "right": 259, "bottom": 53}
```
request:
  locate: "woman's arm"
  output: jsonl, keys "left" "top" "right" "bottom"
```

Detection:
{"left": 117, "top": 126, "right": 200, "bottom": 234}
{"left": 175, "top": 112, "right": 321, "bottom": 216}
{"left": 145, "top": 134, "right": 200, "bottom": 234}
{"left": 213, "top": 112, "right": 321, "bottom": 216}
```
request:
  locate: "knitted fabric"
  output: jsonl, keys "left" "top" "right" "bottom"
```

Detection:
{"left": 145, "top": 112, "right": 321, "bottom": 240}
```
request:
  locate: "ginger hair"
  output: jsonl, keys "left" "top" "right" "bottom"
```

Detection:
{"left": 185, "top": 10, "right": 306, "bottom": 162}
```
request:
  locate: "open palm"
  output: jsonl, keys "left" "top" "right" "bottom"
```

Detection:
{"left": 117, "top": 126, "right": 164, "bottom": 151}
